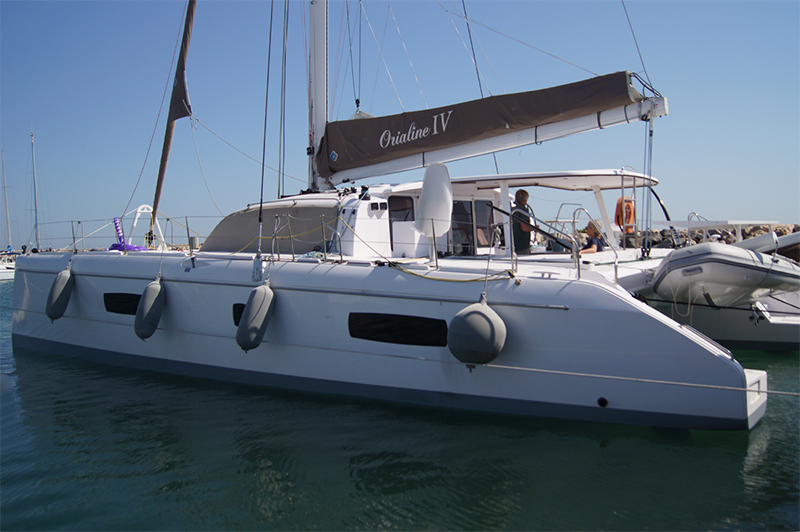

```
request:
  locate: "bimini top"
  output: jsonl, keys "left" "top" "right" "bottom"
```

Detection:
{"left": 450, "top": 168, "right": 658, "bottom": 191}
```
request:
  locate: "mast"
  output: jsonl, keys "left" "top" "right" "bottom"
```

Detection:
{"left": 308, "top": 0, "right": 329, "bottom": 191}
{"left": 1, "top": 150, "right": 11, "bottom": 250}
{"left": 150, "top": 0, "right": 197, "bottom": 236}
{"left": 30, "top": 132, "right": 41, "bottom": 250}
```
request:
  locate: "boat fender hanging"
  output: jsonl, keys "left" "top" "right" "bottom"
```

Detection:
{"left": 236, "top": 285, "right": 275, "bottom": 352}
{"left": 45, "top": 268, "right": 74, "bottom": 322}
{"left": 134, "top": 278, "right": 166, "bottom": 340}
{"left": 447, "top": 299, "right": 507, "bottom": 364}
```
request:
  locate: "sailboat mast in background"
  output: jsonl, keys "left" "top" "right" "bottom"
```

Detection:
{"left": 30, "top": 132, "right": 41, "bottom": 250}
{"left": 2, "top": 150, "right": 11, "bottom": 251}
{"left": 150, "top": 0, "right": 197, "bottom": 239}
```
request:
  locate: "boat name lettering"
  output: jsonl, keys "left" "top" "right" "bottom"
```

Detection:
{"left": 379, "top": 110, "right": 453, "bottom": 149}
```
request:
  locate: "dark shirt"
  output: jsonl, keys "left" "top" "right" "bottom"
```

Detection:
{"left": 582, "top": 236, "right": 606, "bottom": 252}
{"left": 511, "top": 205, "right": 532, "bottom": 252}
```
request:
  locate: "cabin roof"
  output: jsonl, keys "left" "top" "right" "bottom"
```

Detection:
{"left": 450, "top": 169, "right": 658, "bottom": 191}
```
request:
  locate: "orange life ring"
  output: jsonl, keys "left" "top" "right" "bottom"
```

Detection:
{"left": 615, "top": 197, "right": 635, "bottom": 234}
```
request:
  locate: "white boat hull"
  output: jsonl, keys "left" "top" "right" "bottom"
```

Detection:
{"left": 0, "top": 259, "right": 14, "bottom": 281}
{"left": 651, "top": 291, "right": 800, "bottom": 352}
{"left": 652, "top": 243, "right": 800, "bottom": 309}
{"left": 598, "top": 246, "right": 800, "bottom": 352}
{"left": 12, "top": 251, "right": 767, "bottom": 430}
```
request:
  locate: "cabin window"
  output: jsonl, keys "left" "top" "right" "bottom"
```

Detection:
{"left": 103, "top": 293, "right": 141, "bottom": 315}
{"left": 348, "top": 313, "right": 447, "bottom": 346}
{"left": 202, "top": 204, "right": 340, "bottom": 254}
{"left": 474, "top": 200, "right": 495, "bottom": 247}
{"left": 451, "top": 201, "right": 474, "bottom": 255}
{"left": 388, "top": 196, "right": 415, "bottom": 251}
{"left": 449, "top": 200, "right": 497, "bottom": 255}
{"left": 389, "top": 196, "right": 414, "bottom": 222}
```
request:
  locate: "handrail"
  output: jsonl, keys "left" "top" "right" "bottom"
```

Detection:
{"left": 266, "top": 212, "right": 345, "bottom": 263}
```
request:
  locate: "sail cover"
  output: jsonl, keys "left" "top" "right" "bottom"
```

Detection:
{"left": 316, "top": 71, "right": 643, "bottom": 179}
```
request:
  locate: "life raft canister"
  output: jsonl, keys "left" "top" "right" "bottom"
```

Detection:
{"left": 615, "top": 196, "right": 635, "bottom": 234}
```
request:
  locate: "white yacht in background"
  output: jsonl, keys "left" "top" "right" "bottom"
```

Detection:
{"left": 0, "top": 255, "right": 14, "bottom": 281}
{"left": 11, "top": 0, "right": 768, "bottom": 430}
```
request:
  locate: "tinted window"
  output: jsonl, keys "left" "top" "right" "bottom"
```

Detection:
{"left": 103, "top": 293, "right": 140, "bottom": 315}
{"left": 232, "top": 303, "right": 246, "bottom": 326}
{"left": 474, "top": 200, "right": 495, "bottom": 247}
{"left": 452, "top": 200, "right": 474, "bottom": 255}
{"left": 389, "top": 196, "right": 414, "bottom": 222}
{"left": 349, "top": 313, "right": 447, "bottom": 346}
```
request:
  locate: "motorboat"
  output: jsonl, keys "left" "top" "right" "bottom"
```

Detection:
{"left": 614, "top": 240, "right": 800, "bottom": 352}
{"left": 11, "top": 0, "right": 768, "bottom": 430}
{"left": 0, "top": 253, "right": 14, "bottom": 281}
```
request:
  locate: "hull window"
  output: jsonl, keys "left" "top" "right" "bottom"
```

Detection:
{"left": 103, "top": 293, "right": 141, "bottom": 315}
{"left": 349, "top": 313, "right": 447, "bottom": 346}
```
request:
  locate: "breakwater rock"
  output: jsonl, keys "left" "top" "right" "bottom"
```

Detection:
{"left": 652, "top": 223, "right": 799, "bottom": 246}
{"left": 570, "top": 224, "right": 799, "bottom": 249}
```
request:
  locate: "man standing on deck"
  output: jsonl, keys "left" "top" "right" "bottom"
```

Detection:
{"left": 511, "top": 189, "right": 535, "bottom": 254}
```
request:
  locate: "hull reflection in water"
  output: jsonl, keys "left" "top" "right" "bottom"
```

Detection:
{"left": 1, "top": 345, "right": 797, "bottom": 531}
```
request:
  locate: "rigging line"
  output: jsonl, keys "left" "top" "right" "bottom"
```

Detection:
{"left": 122, "top": 0, "right": 189, "bottom": 223}
{"left": 334, "top": 51, "right": 352, "bottom": 121}
{"left": 461, "top": 0, "right": 484, "bottom": 98}
{"left": 333, "top": 2, "right": 357, "bottom": 121}
{"left": 439, "top": 2, "right": 492, "bottom": 97}
{"left": 330, "top": 0, "right": 349, "bottom": 118}
{"left": 191, "top": 117, "right": 304, "bottom": 185}
{"left": 279, "top": 0, "right": 290, "bottom": 198}
{"left": 361, "top": 0, "right": 404, "bottom": 113}
{"left": 257, "top": 0, "right": 276, "bottom": 258}
{"left": 64, "top": 206, "right": 158, "bottom": 250}
{"left": 768, "top": 294, "right": 800, "bottom": 312}
{"left": 152, "top": 211, "right": 206, "bottom": 236}
{"left": 388, "top": 2, "right": 427, "bottom": 109}
{"left": 640, "top": 119, "right": 654, "bottom": 257}
{"left": 463, "top": 15, "right": 505, "bottom": 95}
{"left": 440, "top": 3, "right": 598, "bottom": 77}
{"left": 345, "top": 0, "right": 359, "bottom": 107}
{"left": 358, "top": 0, "right": 363, "bottom": 107}
{"left": 459, "top": 0, "right": 499, "bottom": 174}
{"left": 300, "top": 0, "right": 311, "bottom": 138}
{"left": 484, "top": 363, "right": 799, "bottom": 397}
{"left": 188, "top": 115, "right": 224, "bottom": 216}
{"left": 621, "top": 0, "right": 652, "bottom": 87}
{"left": 637, "top": 294, "right": 800, "bottom": 317}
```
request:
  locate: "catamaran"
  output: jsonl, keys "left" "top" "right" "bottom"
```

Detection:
{"left": 11, "top": 0, "right": 768, "bottom": 430}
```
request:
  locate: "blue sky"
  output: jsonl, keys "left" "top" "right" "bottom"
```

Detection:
{"left": 1, "top": 0, "right": 798, "bottom": 250}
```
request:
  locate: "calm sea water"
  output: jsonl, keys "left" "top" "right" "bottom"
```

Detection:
{"left": 1, "top": 280, "right": 798, "bottom": 531}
